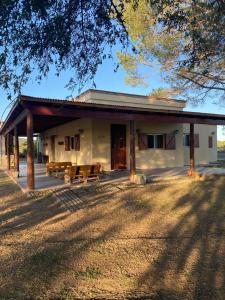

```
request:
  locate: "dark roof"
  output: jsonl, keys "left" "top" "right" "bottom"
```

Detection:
{"left": 18, "top": 93, "right": 225, "bottom": 120}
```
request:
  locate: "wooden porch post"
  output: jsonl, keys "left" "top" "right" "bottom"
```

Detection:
{"left": 189, "top": 123, "right": 195, "bottom": 176}
{"left": 6, "top": 133, "right": 10, "bottom": 170}
{"left": 130, "top": 120, "right": 136, "bottom": 180}
{"left": 50, "top": 135, "right": 56, "bottom": 162}
{"left": 27, "top": 111, "right": 34, "bottom": 190}
{"left": 14, "top": 126, "right": 19, "bottom": 177}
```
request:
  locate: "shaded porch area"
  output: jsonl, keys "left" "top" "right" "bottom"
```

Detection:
{"left": 17, "top": 162, "right": 68, "bottom": 191}
{"left": 14, "top": 162, "right": 225, "bottom": 192}
{"left": 16, "top": 163, "right": 131, "bottom": 192}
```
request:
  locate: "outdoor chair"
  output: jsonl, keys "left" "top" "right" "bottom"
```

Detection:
{"left": 65, "top": 164, "right": 101, "bottom": 184}
{"left": 64, "top": 165, "right": 80, "bottom": 183}
{"left": 87, "top": 164, "right": 101, "bottom": 181}
{"left": 79, "top": 165, "right": 92, "bottom": 183}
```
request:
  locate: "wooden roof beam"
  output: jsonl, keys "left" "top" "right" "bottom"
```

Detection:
{"left": 2, "top": 109, "right": 28, "bottom": 136}
{"left": 25, "top": 105, "right": 225, "bottom": 125}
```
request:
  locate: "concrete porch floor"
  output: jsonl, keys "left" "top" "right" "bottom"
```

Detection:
{"left": 144, "top": 166, "right": 225, "bottom": 180}
{"left": 17, "top": 162, "right": 68, "bottom": 191}
{"left": 14, "top": 162, "right": 225, "bottom": 192}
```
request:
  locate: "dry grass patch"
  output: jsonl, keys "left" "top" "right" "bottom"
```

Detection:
{"left": 0, "top": 170, "right": 225, "bottom": 299}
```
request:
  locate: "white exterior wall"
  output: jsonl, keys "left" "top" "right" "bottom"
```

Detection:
{"left": 41, "top": 119, "right": 217, "bottom": 170}
{"left": 76, "top": 90, "right": 186, "bottom": 111}
{"left": 183, "top": 124, "right": 217, "bottom": 165}
{"left": 136, "top": 122, "right": 184, "bottom": 169}
{"left": 91, "top": 119, "right": 184, "bottom": 170}
{"left": 39, "top": 88, "right": 217, "bottom": 170}
{"left": 76, "top": 90, "right": 187, "bottom": 169}
{"left": 42, "top": 118, "right": 92, "bottom": 165}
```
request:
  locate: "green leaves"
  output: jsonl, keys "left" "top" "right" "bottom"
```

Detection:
{"left": 0, "top": 0, "right": 129, "bottom": 99}
{"left": 117, "top": 0, "right": 181, "bottom": 89}
{"left": 118, "top": 0, "right": 225, "bottom": 104}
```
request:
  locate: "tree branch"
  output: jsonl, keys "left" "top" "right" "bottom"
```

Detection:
{"left": 178, "top": 73, "right": 225, "bottom": 91}
{"left": 186, "top": 70, "right": 225, "bottom": 85}
{"left": 110, "top": 0, "right": 129, "bottom": 37}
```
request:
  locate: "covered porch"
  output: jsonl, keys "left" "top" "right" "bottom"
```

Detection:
{"left": 1, "top": 94, "right": 225, "bottom": 191}
{"left": 12, "top": 162, "right": 225, "bottom": 192}
{"left": 17, "top": 162, "right": 68, "bottom": 191}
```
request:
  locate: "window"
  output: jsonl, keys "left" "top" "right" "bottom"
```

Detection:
{"left": 183, "top": 134, "right": 190, "bottom": 147}
{"left": 71, "top": 137, "right": 74, "bottom": 150}
{"left": 183, "top": 133, "right": 199, "bottom": 148}
{"left": 156, "top": 134, "right": 164, "bottom": 148}
{"left": 208, "top": 136, "right": 213, "bottom": 148}
{"left": 138, "top": 133, "right": 176, "bottom": 150}
{"left": 147, "top": 135, "right": 154, "bottom": 148}
{"left": 147, "top": 134, "right": 164, "bottom": 149}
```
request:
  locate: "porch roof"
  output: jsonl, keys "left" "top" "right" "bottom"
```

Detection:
{"left": 1, "top": 90, "right": 225, "bottom": 135}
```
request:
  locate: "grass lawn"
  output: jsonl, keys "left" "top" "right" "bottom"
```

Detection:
{"left": 0, "top": 170, "right": 225, "bottom": 299}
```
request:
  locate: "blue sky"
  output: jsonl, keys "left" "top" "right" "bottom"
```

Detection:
{"left": 1, "top": 55, "right": 225, "bottom": 140}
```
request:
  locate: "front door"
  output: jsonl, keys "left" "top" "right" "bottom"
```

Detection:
{"left": 111, "top": 124, "right": 126, "bottom": 169}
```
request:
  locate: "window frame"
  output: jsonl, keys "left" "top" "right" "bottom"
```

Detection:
{"left": 183, "top": 134, "right": 190, "bottom": 147}
{"left": 208, "top": 135, "right": 213, "bottom": 148}
{"left": 183, "top": 133, "right": 199, "bottom": 148}
{"left": 147, "top": 134, "right": 164, "bottom": 149}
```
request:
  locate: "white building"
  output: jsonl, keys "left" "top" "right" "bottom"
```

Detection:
{"left": 0, "top": 89, "right": 222, "bottom": 190}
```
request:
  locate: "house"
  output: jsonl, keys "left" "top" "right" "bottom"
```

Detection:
{"left": 38, "top": 90, "right": 217, "bottom": 169}
{"left": 0, "top": 89, "right": 224, "bottom": 190}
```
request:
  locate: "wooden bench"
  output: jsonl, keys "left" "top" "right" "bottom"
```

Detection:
{"left": 64, "top": 165, "right": 80, "bottom": 183}
{"left": 46, "top": 162, "right": 72, "bottom": 177}
{"left": 64, "top": 164, "right": 101, "bottom": 184}
{"left": 87, "top": 164, "right": 101, "bottom": 181}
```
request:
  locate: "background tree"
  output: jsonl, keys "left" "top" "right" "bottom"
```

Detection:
{"left": 1, "top": 0, "right": 225, "bottom": 104}
{"left": 19, "top": 138, "right": 37, "bottom": 158}
{"left": 118, "top": 0, "right": 225, "bottom": 104}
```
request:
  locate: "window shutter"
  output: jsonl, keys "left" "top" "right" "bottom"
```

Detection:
{"left": 74, "top": 134, "right": 80, "bottom": 151}
{"left": 194, "top": 134, "right": 199, "bottom": 148}
{"left": 208, "top": 136, "right": 213, "bottom": 148}
{"left": 138, "top": 133, "right": 147, "bottom": 150}
{"left": 64, "top": 136, "right": 70, "bottom": 151}
{"left": 165, "top": 134, "right": 176, "bottom": 150}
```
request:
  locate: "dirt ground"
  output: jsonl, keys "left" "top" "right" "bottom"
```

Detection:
{"left": 0, "top": 170, "right": 225, "bottom": 300}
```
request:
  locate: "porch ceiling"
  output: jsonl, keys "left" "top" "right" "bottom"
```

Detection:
{"left": 16, "top": 115, "right": 78, "bottom": 135}
{"left": 17, "top": 96, "right": 225, "bottom": 126}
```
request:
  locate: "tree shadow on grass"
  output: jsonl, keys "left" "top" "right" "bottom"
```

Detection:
{"left": 0, "top": 171, "right": 154, "bottom": 299}
{"left": 0, "top": 191, "right": 66, "bottom": 233}
{"left": 2, "top": 170, "right": 225, "bottom": 299}
{"left": 135, "top": 176, "right": 225, "bottom": 300}
{"left": 1, "top": 202, "right": 149, "bottom": 299}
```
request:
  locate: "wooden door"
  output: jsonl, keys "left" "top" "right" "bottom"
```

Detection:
{"left": 111, "top": 124, "right": 126, "bottom": 169}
